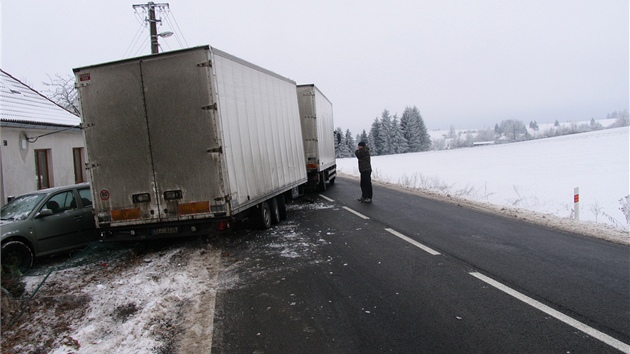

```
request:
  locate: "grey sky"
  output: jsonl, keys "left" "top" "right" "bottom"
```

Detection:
{"left": 2, "top": 0, "right": 628, "bottom": 135}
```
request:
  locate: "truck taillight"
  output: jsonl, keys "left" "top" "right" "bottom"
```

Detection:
{"left": 211, "top": 204, "right": 226, "bottom": 213}
{"left": 178, "top": 201, "right": 210, "bottom": 215}
{"left": 111, "top": 208, "right": 142, "bottom": 221}
{"left": 306, "top": 163, "right": 318, "bottom": 170}
{"left": 217, "top": 221, "right": 230, "bottom": 230}
{"left": 132, "top": 193, "right": 151, "bottom": 203}
{"left": 164, "top": 190, "right": 183, "bottom": 200}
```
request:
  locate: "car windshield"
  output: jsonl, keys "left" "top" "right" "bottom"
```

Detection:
{"left": 1, "top": 194, "right": 46, "bottom": 221}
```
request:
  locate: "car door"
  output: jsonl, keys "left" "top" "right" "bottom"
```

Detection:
{"left": 33, "top": 190, "right": 83, "bottom": 256}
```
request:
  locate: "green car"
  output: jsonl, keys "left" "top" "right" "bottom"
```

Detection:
{"left": 1, "top": 183, "right": 97, "bottom": 272}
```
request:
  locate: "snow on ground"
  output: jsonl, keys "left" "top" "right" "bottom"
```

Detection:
{"left": 1, "top": 239, "right": 223, "bottom": 353}
{"left": 339, "top": 127, "right": 629, "bottom": 244}
{"left": 1, "top": 128, "right": 627, "bottom": 353}
{"left": 1, "top": 202, "right": 333, "bottom": 354}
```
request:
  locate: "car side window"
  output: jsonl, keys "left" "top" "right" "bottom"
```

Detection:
{"left": 43, "top": 191, "right": 77, "bottom": 214}
{"left": 78, "top": 188, "right": 93, "bottom": 208}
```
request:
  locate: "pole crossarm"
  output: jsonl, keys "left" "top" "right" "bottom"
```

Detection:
{"left": 132, "top": 2, "right": 170, "bottom": 54}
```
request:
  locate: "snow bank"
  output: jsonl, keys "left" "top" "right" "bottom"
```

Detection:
{"left": 338, "top": 127, "right": 629, "bottom": 243}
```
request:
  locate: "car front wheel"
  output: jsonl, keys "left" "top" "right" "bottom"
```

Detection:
{"left": 1, "top": 240, "right": 34, "bottom": 273}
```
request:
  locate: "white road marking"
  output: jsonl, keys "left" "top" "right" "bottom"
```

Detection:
{"left": 384, "top": 228, "right": 441, "bottom": 255}
{"left": 319, "top": 194, "right": 334, "bottom": 202}
{"left": 343, "top": 206, "right": 370, "bottom": 219}
{"left": 470, "top": 272, "right": 630, "bottom": 353}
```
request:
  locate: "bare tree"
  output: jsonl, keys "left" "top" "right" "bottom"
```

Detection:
{"left": 499, "top": 119, "right": 527, "bottom": 141}
{"left": 42, "top": 74, "right": 80, "bottom": 115}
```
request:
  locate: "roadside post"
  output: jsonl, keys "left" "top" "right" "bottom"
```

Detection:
{"left": 574, "top": 187, "right": 580, "bottom": 221}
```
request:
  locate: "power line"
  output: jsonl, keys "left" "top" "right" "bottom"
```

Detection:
{"left": 162, "top": 8, "right": 188, "bottom": 48}
{"left": 123, "top": 22, "right": 149, "bottom": 58}
{"left": 132, "top": 37, "right": 150, "bottom": 57}
{"left": 161, "top": 12, "right": 182, "bottom": 48}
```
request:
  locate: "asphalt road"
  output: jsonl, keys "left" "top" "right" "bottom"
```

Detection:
{"left": 211, "top": 176, "right": 630, "bottom": 353}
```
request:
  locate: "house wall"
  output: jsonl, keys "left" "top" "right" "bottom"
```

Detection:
{"left": 0, "top": 126, "right": 86, "bottom": 205}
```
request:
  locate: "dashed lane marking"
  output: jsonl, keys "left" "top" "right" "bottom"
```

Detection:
{"left": 319, "top": 194, "right": 334, "bottom": 202}
{"left": 342, "top": 206, "right": 370, "bottom": 219}
{"left": 470, "top": 272, "right": 630, "bottom": 353}
{"left": 385, "top": 228, "right": 441, "bottom": 256}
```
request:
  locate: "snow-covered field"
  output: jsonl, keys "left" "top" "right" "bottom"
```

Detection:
{"left": 339, "top": 127, "right": 629, "bottom": 237}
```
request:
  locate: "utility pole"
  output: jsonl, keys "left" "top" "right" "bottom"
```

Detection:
{"left": 132, "top": 2, "right": 169, "bottom": 54}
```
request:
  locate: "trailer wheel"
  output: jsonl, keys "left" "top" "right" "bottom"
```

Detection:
{"left": 270, "top": 197, "right": 281, "bottom": 225}
{"left": 1, "top": 240, "right": 34, "bottom": 273}
{"left": 258, "top": 201, "right": 272, "bottom": 229}
{"left": 277, "top": 195, "right": 287, "bottom": 221}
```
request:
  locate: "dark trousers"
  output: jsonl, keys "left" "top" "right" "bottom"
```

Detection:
{"left": 360, "top": 171, "right": 372, "bottom": 199}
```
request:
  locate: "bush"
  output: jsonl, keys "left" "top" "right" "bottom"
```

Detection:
{"left": 1, "top": 265, "right": 25, "bottom": 298}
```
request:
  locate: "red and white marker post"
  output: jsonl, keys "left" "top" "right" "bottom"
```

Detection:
{"left": 574, "top": 187, "right": 580, "bottom": 221}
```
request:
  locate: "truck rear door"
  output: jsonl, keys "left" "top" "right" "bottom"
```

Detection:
{"left": 77, "top": 47, "right": 226, "bottom": 229}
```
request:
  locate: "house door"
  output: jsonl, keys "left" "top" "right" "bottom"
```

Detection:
{"left": 35, "top": 149, "right": 51, "bottom": 189}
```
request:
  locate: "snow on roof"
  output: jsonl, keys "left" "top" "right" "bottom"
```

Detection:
{"left": 0, "top": 69, "right": 80, "bottom": 127}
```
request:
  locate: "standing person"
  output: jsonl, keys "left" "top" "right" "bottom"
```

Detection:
{"left": 355, "top": 141, "right": 372, "bottom": 203}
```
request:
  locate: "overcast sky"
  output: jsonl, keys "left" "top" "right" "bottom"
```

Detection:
{"left": 2, "top": 0, "right": 628, "bottom": 135}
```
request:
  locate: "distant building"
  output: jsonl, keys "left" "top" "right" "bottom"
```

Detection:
{"left": 0, "top": 69, "right": 86, "bottom": 205}
{"left": 472, "top": 141, "right": 495, "bottom": 146}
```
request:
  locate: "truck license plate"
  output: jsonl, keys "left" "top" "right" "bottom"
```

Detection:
{"left": 152, "top": 226, "right": 178, "bottom": 235}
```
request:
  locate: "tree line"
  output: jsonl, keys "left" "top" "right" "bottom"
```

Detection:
{"left": 334, "top": 106, "right": 431, "bottom": 158}
{"left": 335, "top": 108, "right": 629, "bottom": 157}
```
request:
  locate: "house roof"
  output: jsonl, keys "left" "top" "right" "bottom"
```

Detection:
{"left": 0, "top": 69, "right": 81, "bottom": 128}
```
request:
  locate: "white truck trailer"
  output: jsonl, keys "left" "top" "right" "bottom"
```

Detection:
{"left": 296, "top": 84, "right": 336, "bottom": 191}
{"left": 74, "top": 46, "right": 307, "bottom": 240}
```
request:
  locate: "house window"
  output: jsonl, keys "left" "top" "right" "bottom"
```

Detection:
{"left": 35, "top": 149, "right": 52, "bottom": 189}
{"left": 73, "top": 148, "right": 86, "bottom": 183}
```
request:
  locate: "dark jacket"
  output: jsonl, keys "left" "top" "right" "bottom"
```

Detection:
{"left": 355, "top": 147, "right": 372, "bottom": 173}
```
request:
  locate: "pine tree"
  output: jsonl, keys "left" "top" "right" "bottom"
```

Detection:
{"left": 378, "top": 110, "right": 393, "bottom": 155}
{"left": 415, "top": 108, "right": 431, "bottom": 151}
{"left": 334, "top": 127, "right": 346, "bottom": 158}
{"left": 367, "top": 131, "right": 376, "bottom": 155}
{"left": 391, "top": 116, "right": 409, "bottom": 153}
{"left": 358, "top": 130, "right": 369, "bottom": 146}
{"left": 401, "top": 106, "right": 422, "bottom": 152}
{"left": 369, "top": 117, "right": 382, "bottom": 156}
{"left": 345, "top": 129, "right": 356, "bottom": 156}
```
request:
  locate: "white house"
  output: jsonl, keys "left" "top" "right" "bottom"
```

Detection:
{"left": 0, "top": 69, "right": 86, "bottom": 205}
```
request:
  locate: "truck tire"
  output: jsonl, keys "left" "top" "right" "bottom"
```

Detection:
{"left": 258, "top": 201, "right": 272, "bottom": 229}
{"left": 2, "top": 240, "right": 34, "bottom": 273}
{"left": 270, "top": 197, "right": 281, "bottom": 225}
{"left": 329, "top": 177, "right": 335, "bottom": 185}
{"left": 277, "top": 195, "right": 287, "bottom": 221}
